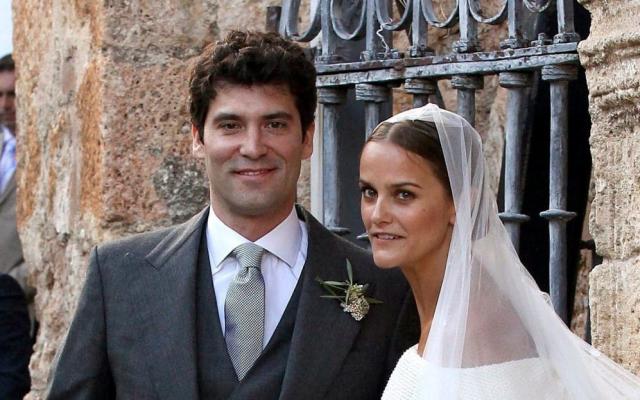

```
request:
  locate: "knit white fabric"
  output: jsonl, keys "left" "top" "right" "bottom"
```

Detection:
{"left": 382, "top": 345, "right": 568, "bottom": 400}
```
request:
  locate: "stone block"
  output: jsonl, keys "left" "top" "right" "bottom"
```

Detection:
{"left": 589, "top": 257, "right": 640, "bottom": 374}
{"left": 578, "top": 0, "right": 640, "bottom": 259}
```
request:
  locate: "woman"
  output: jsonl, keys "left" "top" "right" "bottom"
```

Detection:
{"left": 359, "top": 104, "right": 640, "bottom": 399}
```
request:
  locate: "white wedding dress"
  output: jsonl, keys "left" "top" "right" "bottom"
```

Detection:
{"left": 382, "top": 345, "right": 569, "bottom": 400}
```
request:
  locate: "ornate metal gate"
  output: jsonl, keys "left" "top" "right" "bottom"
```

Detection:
{"left": 276, "top": 0, "right": 584, "bottom": 323}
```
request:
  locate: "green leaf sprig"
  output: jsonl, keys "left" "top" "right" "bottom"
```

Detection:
{"left": 316, "top": 259, "right": 383, "bottom": 321}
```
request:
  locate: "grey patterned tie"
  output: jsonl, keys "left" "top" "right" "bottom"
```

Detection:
{"left": 224, "top": 243, "right": 266, "bottom": 380}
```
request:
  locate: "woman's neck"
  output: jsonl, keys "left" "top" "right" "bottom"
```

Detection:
{"left": 401, "top": 241, "right": 450, "bottom": 355}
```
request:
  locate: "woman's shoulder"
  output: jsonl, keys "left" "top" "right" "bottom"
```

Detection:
{"left": 384, "top": 354, "right": 569, "bottom": 400}
{"left": 382, "top": 344, "right": 423, "bottom": 400}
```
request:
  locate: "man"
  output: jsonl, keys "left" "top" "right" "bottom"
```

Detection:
{"left": 48, "top": 31, "right": 417, "bottom": 399}
{"left": 0, "top": 54, "right": 29, "bottom": 296}
{"left": 0, "top": 273, "right": 32, "bottom": 400}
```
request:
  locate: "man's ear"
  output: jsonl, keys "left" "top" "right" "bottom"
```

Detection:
{"left": 301, "top": 121, "right": 315, "bottom": 160}
{"left": 192, "top": 124, "right": 204, "bottom": 157}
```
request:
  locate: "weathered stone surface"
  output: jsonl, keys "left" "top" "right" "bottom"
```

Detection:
{"left": 13, "top": 1, "right": 281, "bottom": 397}
{"left": 589, "top": 257, "right": 640, "bottom": 374}
{"left": 578, "top": 0, "right": 640, "bottom": 373}
{"left": 579, "top": 0, "right": 640, "bottom": 260}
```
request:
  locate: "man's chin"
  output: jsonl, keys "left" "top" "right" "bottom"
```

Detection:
{"left": 227, "top": 197, "right": 291, "bottom": 218}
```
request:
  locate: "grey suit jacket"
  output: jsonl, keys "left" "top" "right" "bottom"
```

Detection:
{"left": 0, "top": 176, "right": 27, "bottom": 291}
{"left": 47, "top": 206, "right": 417, "bottom": 399}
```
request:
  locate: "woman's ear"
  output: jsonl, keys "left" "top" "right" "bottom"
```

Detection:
{"left": 448, "top": 202, "right": 456, "bottom": 226}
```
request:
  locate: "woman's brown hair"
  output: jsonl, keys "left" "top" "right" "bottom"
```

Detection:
{"left": 366, "top": 119, "right": 451, "bottom": 197}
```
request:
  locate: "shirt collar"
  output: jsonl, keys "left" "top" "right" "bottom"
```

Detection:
{"left": 206, "top": 206, "right": 302, "bottom": 269}
{"left": 1, "top": 125, "right": 12, "bottom": 143}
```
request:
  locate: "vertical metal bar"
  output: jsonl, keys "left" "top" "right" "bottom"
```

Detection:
{"left": 404, "top": 78, "right": 437, "bottom": 108}
{"left": 540, "top": 65, "right": 578, "bottom": 323}
{"left": 356, "top": 83, "right": 391, "bottom": 137}
{"left": 362, "top": 0, "right": 392, "bottom": 61}
{"left": 454, "top": 0, "right": 479, "bottom": 53}
{"left": 555, "top": 0, "right": 581, "bottom": 43}
{"left": 318, "top": 87, "right": 348, "bottom": 233}
{"left": 500, "top": 0, "right": 527, "bottom": 49}
{"left": 451, "top": 75, "right": 483, "bottom": 127}
{"left": 365, "top": 103, "right": 381, "bottom": 136}
{"left": 266, "top": 6, "right": 282, "bottom": 32}
{"left": 318, "top": 0, "right": 341, "bottom": 63}
{"left": 409, "top": 0, "right": 431, "bottom": 57}
{"left": 498, "top": 72, "right": 532, "bottom": 251}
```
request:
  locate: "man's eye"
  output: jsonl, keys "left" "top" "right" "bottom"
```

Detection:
{"left": 219, "top": 122, "right": 240, "bottom": 130}
{"left": 266, "top": 121, "right": 287, "bottom": 129}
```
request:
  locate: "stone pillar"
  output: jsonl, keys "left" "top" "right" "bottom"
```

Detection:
{"left": 578, "top": 0, "right": 640, "bottom": 374}
{"left": 12, "top": 1, "right": 280, "bottom": 397}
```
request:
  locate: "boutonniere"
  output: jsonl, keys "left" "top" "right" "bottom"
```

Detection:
{"left": 316, "top": 259, "right": 383, "bottom": 321}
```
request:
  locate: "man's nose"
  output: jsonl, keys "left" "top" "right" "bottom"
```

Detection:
{"left": 239, "top": 127, "right": 268, "bottom": 159}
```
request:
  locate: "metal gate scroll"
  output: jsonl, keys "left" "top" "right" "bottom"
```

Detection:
{"left": 277, "top": 0, "right": 581, "bottom": 323}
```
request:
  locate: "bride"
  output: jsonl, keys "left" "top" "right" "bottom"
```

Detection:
{"left": 358, "top": 104, "right": 640, "bottom": 399}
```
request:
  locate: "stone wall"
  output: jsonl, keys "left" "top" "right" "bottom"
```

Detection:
{"left": 12, "top": 1, "right": 280, "bottom": 397}
{"left": 578, "top": 0, "right": 640, "bottom": 374}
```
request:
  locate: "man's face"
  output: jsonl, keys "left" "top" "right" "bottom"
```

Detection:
{"left": 192, "top": 83, "right": 314, "bottom": 222}
{"left": 0, "top": 70, "right": 16, "bottom": 134}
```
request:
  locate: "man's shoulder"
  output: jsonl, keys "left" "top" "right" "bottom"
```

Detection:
{"left": 94, "top": 209, "right": 207, "bottom": 266}
{"left": 97, "top": 224, "right": 177, "bottom": 257}
{"left": 302, "top": 210, "right": 372, "bottom": 263}
{"left": 306, "top": 216, "right": 404, "bottom": 284}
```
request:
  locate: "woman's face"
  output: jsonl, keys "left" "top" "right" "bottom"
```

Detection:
{"left": 359, "top": 141, "right": 455, "bottom": 270}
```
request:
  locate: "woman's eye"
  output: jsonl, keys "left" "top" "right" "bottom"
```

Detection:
{"left": 361, "top": 187, "right": 376, "bottom": 199}
{"left": 397, "top": 191, "right": 414, "bottom": 200}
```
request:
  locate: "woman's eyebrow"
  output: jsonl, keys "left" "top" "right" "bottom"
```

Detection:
{"left": 358, "top": 179, "right": 423, "bottom": 189}
{"left": 391, "top": 182, "right": 423, "bottom": 189}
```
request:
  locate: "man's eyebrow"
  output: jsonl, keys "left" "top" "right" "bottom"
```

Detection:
{"left": 263, "top": 111, "right": 294, "bottom": 120}
{"left": 211, "top": 112, "right": 241, "bottom": 122}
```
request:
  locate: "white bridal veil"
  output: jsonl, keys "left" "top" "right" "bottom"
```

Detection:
{"left": 385, "top": 104, "right": 640, "bottom": 399}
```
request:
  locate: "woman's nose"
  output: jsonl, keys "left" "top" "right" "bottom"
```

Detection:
{"left": 370, "top": 198, "right": 392, "bottom": 225}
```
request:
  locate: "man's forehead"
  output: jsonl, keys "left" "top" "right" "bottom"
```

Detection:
{"left": 0, "top": 70, "right": 15, "bottom": 90}
{"left": 207, "top": 83, "right": 298, "bottom": 120}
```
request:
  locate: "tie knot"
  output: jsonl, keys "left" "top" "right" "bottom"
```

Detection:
{"left": 232, "top": 243, "right": 265, "bottom": 270}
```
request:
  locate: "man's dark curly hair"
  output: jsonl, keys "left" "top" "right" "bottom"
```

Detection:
{"left": 0, "top": 54, "right": 14, "bottom": 72}
{"left": 189, "top": 31, "right": 317, "bottom": 140}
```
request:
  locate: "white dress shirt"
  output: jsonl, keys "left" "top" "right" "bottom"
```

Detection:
{"left": 205, "top": 206, "right": 308, "bottom": 348}
{"left": 0, "top": 125, "right": 16, "bottom": 194}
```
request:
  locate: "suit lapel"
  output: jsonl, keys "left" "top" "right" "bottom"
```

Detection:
{"left": 0, "top": 174, "right": 15, "bottom": 205}
{"left": 280, "top": 210, "right": 362, "bottom": 400}
{"left": 134, "top": 207, "right": 209, "bottom": 400}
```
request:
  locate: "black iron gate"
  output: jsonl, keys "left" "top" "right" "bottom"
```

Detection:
{"left": 276, "top": 0, "right": 589, "bottom": 325}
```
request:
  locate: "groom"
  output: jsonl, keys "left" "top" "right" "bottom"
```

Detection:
{"left": 47, "top": 31, "right": 417, "bottom": 399}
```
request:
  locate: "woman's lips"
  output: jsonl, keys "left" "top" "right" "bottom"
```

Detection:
{"left": 370, "top": 232, "right": 403, "bottom": 240}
